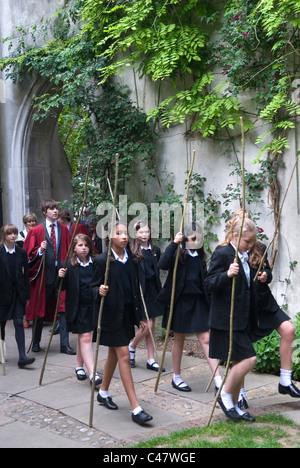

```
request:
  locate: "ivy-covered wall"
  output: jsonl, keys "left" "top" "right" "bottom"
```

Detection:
{"left": 0, "top": 0, "right": 299, "bottom": 317}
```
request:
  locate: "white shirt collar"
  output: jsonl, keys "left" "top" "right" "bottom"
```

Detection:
{"left": 111, "top": 248, "right": 128, "bottom": 264}
{"left": 76, "top": 256, "right": 93, "bottom": 267}
{"left": 141, "top": 244, "right": 152, "bottom": 251}
{"left": 4, "top": 244, "right": 16, "bottom": 254}
{"left": 46, "top": 219, "right": 57, "bottom": 229}
{"left": 187, "top": 249, "right": 198, "bottom": 257}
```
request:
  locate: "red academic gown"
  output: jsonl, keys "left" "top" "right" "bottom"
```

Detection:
{"left": 24, "top": 223, "right": 71, "bottom": 322}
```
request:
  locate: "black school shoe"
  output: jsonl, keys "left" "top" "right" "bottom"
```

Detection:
{"left": 218, "top": 395, "right": 255, "bottom": 422}
{"left": 171, "top": 379, "right": 191, "bottom": 392}
{"left": 146, "top": 361, "right": 165, "bottom": 372}
{"left": 18, "top": 357, "right": 35, "bottom": 368}
{"left": 279, "top": 382, "right": 300, "bottom": 398}
{"left": 97, "top": 394, "right": 118, "bottom": 410}
{"left": 131, "top": 410, "right": 153, "bottom": 425}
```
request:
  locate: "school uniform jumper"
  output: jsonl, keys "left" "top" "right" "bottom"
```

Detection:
{"left": 90, "top": 250, "right": 141, "bottom": 347}
{"left": 138, "top": 246, "right": 164, "bottom": 320}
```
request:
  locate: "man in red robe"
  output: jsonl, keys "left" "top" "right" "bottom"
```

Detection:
{"left": 24, "top": 199, "right": 75, "bottom": 354}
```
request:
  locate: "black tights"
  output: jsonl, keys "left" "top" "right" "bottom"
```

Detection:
{"left": 1, "top": 319, "right": 26, "bottom": 360}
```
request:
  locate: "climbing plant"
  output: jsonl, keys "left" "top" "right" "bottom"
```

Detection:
{"left": 0, "top": 1, "right": 157, "bottom": 213}
{"left": 1, "top": 0, "right": 300, "bottom": 251}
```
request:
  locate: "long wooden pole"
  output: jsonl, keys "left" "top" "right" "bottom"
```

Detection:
{"left": 0, "top": 326, "right": 5, "bottom": 376}
{"left": 109, "top": 173, "right": 159, "bottom": 368}
{"left": 155, "top": 150, "right": 196, "bottom": 393}
{"left": 39, "top": 158, "right": 91, "bottom": 386}
{"left": 207, "top": 118, "right": 246, "bottom": 426}
{"left": 89, "top": 154, "right": 119, "bottom": 428}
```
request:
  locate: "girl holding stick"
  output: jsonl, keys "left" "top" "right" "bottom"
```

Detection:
{"left": 129, "top": 221, "right": 165, "bottom": 372}
{"left": 0, "top": 224, "right": 35, "bottom": 369}
{"left": 91, "top": 220, "right": 153, "bottom": 425}
{"left": 205, "top": 217, "right": 259, "bottom": 422}
{"left": 225, "top": 211, "right": 300, "bottom": 408}
{"left": 58, "top": 234, "right": 102, "bottom": 387}
{"left": 157, "top": 222, "right": 222, "bottom": 393}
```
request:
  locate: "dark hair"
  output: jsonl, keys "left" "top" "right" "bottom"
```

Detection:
{"left": 106, "top": 220, "right": 136, "bottom": 262}
{"left": 130, "top": 221, "right": 155, "bottom": 260}
{"left": 42, "top": 199, "right": 58, "bottom": 215}
{"left": 180, "top": 222, "right": 206, "bottom": 265}
{"left": 58, "top": 209, "right": 71, "bottom": 223}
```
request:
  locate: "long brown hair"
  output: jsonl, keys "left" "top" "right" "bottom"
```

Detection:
{"left": 69, "top": 234, "right": 96, "bottom": 267}
{"left": 130, "top": 221, "right": 155, "bottom": 260}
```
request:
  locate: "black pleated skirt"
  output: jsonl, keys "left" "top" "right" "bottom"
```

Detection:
{"left": 142, "top": 279, "right": 164, "bottom": 319}
{"left": 248, "top": 308, "right": 290, "bottom": 342}
{"left": 163, "top": 293, "right": 209, "bottom": 334}
{"left": 100, "top": 304, "right": 135, "bottom": 347}
{"left": 68, "top": 305, "right": 95, "bottom": 334}
{"left": 209, "top": 328, "right": 257, "bottom": 362}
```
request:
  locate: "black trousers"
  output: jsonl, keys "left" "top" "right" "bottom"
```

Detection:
{"left": 33, "top": 282, "right": 69, "bottom": 348}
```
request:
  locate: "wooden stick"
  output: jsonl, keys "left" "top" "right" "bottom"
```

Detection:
{"left": 139, "top": 284, "right": 159, "bottom": 364}
{"left": 27, "top": 175, "right": 47, "bottom": 354}
{"left": 89, "top": 154, "right": 119, "bottom": 428}
{"left": 0, "top": 327, "right": 6, "bottom": 376}
{"left": 207, "top": 118, "right": 246, "bottom": 426}
{"left": 205, "top": 360, "right": 219, "bottom": 393}
{"left": 39, "top": 158, "right": 91, "bottom": 386}
{"left": 155, "top": 150, "right": 196, "bottom": 393}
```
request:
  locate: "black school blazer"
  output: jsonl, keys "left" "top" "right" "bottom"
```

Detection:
{"left": 90, "top": 251, "right": 141, "bottom": 333}
{"left": 252, "top": 242, "right": 282, "bottom": 328}
{"left": 157, "top": 242, "right": 208, "bottom": 305}
{"left": 137, "top": 245, "right": 162, "bottom": 294}
{"left": 205, "top": 243, "right": 257, "bottom": 331}
{"left": 0, "top": 245, "right": 30, "bottom": 306}
{"left": 58, "top": 260, "right": 97, "bottom": 326}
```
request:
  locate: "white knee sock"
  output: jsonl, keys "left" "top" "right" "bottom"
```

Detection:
{"left": 214, "top": 375, "right": 222, "bottom": 388}
{"left": 280, "top": 369, "right": 292, "bottom": 386}
{"left": 221, "top": 389, "right": 234, "bottom": 409}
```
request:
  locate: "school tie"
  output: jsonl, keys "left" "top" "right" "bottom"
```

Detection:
{"left": 240, "top": 252, "right": 250, "bottom": 286}
{"left": 50, "top": 223, "right": 57, "bottom": 259}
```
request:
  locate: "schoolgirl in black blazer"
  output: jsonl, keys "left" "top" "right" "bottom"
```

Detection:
{"left": 205, "top": 217, "right": 258, "bottom": 422}
{"left": 157, "top": 223, "right": 222, "bottom": 393}
{"left": 224, "top": 210, "right": 300, "bottom": 402}
{"left": 58, "top": 233, "right": 101, "bottom": 387}
{"left": 129, "top": 221, "right": 164, "bottom": 372}
{"left": 90, "top": 221, "right": 153, "bottom": 426}
{"left": 0, "top": 224, "right": 34, "bottom": 368}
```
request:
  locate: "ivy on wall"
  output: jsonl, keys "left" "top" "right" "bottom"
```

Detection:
{"left": 1, "top": 0, "right": 300, "bottom": 255}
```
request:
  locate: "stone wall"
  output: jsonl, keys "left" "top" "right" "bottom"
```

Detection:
{"left": 0, "top": 0, "right": 72, "bottom": 227}
{"left": 0, "top": 0, "right": 299, "bottom": 318}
